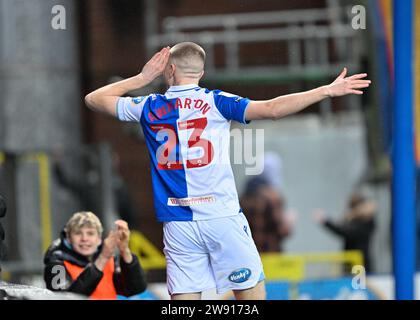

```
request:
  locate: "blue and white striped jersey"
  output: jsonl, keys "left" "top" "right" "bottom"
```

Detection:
{"left": 117, "top": 84, "right": 251, "bottom": 222}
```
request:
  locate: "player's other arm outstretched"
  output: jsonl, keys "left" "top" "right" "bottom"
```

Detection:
{"left": 245, "top": 68, "right": 371, "bottom": 121}
{"left": 84, "top": 47, "right": 170, "bottom": 116}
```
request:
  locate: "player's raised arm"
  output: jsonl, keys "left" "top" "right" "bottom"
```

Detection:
{"left": 245, "top": 68, "right": 371, "bottom": 121}
{"left": 84, "top": 47, "right": 171, "bottom": 117}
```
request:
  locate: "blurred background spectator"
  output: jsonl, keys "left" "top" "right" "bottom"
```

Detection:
{"left": 241, "top": 152, "right": 295, "bottom": 252}
{"left": 313, "top": 192, "right": 377, "bottom": 273}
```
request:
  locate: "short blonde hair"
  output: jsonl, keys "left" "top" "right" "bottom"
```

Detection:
{"left": 170, "top": 42, "right": 206, "bottom": 76}
{"left": 65, "top": 211, "right": 103, "bottom": 237}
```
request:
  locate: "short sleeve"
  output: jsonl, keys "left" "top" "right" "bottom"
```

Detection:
{"left": 116, "top": 96, "right": 149, "bottom": 122}
{"left": 212, "top": 90, "right": 251, "bottom": 124}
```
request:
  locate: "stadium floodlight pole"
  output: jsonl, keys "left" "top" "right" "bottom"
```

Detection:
{"left": 392, "top": 0, "right": 415, "bottom": 300}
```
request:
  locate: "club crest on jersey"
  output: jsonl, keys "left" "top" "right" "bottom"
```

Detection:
{"left": 228, "top": 268, "right": 252, "bottom": 283}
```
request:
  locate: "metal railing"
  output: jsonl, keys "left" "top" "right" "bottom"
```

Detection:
{"left": 147, "top": 6, "right": 362, "bottom": 84}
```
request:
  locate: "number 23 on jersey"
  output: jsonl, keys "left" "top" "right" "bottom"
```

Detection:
{"left": 149, "top": 117, "right": 214, "bottom": 170}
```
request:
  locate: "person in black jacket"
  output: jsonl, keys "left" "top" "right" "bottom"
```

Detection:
{"left": 44, "top": 211, "right": 147, "bottom": 299}
{"left": 313, "top": 193, "right": 376, "bottom": 273}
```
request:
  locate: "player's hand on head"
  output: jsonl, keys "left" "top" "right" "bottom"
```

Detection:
{"left": 140, "top": 47, "right": 171, "bottom": 83}
{"left": 325, "top": 67, "right": 371, "bottom": 97}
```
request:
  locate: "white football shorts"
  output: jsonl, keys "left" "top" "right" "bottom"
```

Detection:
{"left": 163, "top": 212, "right": 265, "bottom": 295}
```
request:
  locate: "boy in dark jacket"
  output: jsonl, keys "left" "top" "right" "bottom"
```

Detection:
{"left": 44, "top": 211, "right": 147, "bottom": 299}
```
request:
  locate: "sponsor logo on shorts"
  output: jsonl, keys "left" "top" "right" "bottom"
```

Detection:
{"left": 228, "top": 268, "right": 252, "bottom": 283}
{"left": 132, "top": 97, "right": 145, "bottom": 104}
